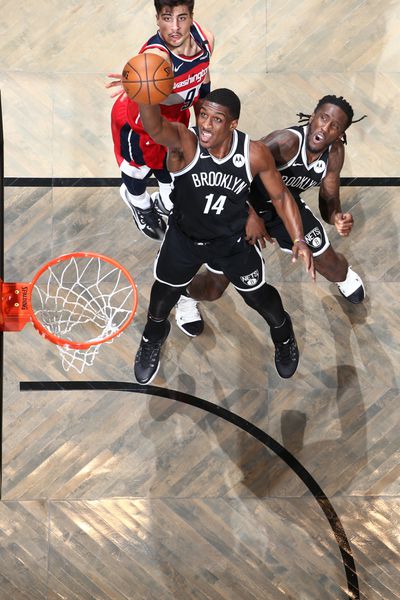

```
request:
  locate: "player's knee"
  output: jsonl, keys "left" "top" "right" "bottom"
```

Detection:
{"left": 188, "top": 272, "right": 229, "bottom": 301}
{"left": 207, "top": 274, "right": 229, "bottom": 301}
{"left": 238, "top": 283, "right": 282, "bottom": 316}
{"left": 315, "top": 247, "right": 348, "bottom": 281}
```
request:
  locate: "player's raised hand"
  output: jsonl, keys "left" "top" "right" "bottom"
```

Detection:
{"left": 334, "top": 212, "right": 353, "bottom": 236}
{"left": 105, "top": 73, "right": 128, "bottom": 100}
{"left": 291, "top": 240, "right": 316, "bottom": 281}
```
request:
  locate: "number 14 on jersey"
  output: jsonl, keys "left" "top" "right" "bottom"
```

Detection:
{"left": 204, "top": 194, "right": 227, "bottom": 215}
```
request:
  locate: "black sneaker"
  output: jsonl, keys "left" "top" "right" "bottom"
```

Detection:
{"left": 134, "top": 321, "right": 171, "bottom": 384}
{"left": 120, "top": 184, "right": 166, "bottom": 241}
{"left": 273, "top": 316, "right": 299, "bottom": 379}
{"left": 151, "top": 191, "right": 171, "bottom": 217}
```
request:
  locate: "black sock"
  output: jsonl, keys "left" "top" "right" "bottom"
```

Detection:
{"left": 143, "top": 315, "right": 169, "bottom": 342}
{"left": 270, "top": 312, "right": 292, "bottom": 343}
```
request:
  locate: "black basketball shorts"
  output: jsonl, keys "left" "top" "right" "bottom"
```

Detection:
{"left": 154, "top": 219, "right": 266, "bottom": 292}
{"left": 261, "top": 200, "right": 330, "bottom": 256}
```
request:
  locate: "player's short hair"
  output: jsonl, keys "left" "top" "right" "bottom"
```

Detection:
{"left": 314, "top": 95, "right": 354, "bottom": 128}
{"left": 204, "top": 88, "right": 241, "bottom": 120}
{"left": 154, "top": 0, "right": 194, "bottom": 15}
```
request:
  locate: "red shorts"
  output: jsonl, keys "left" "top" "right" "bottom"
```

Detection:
{"left": 111, "top": 93, "right": 191, "bottom": 171}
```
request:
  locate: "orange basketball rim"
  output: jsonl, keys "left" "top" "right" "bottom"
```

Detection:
{"left": 0, "top": 252, "right": 138, "bottom": 350}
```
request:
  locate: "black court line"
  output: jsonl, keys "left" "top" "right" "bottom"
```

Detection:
{"left": 4, "top": 176, "right": 400, "bottom": 187}
{"left": 0, "top": 92, "right": 4, "bottom": 498}
{"left": 20, "top": 380, "right": 360, "bottom": 600}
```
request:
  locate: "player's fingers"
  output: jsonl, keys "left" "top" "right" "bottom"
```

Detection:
{"left": 106, "top": 81, "right": 122, "bottom": 89}
{"left": 110, "top": 90, "right": 126, "bottom": 99}
{"left": 302, "top": 251, "right": 316, "bottom": 280}
{"left": 338, "top": 225, "right": 352, "bottom": 235}
{"left": 264, "top": 232, "right": 274, "bottom": 244}
{"left": 310, "top": 263, "right": 316, "bottom": 281}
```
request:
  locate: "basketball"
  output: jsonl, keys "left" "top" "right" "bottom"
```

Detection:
{"left": 122, "top": 53, "right": 174, "bottom": 105}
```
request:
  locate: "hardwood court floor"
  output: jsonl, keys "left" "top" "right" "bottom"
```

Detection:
{"left": 1, "top": 1, "right": 399, "bottom": 597}
{"left": 1, "top": 184, "right": 399, "bottom": 599}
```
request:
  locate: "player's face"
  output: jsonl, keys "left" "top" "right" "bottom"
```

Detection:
{"left": 156, "top": 5, "right": 193, "bottom": 50}
{"left": 306, "top": 103, "right": 349, "bottom": 154}
{"left": 196, "top": 101, "right": 238, "bottom": 152}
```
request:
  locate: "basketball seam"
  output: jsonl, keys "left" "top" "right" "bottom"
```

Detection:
{"left": 123, "top": 54, "right": 173, "bottom": 104}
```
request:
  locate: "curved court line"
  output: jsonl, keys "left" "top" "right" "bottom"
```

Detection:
{"left": 20, "top": 380, "right": 360, "bottom": 600}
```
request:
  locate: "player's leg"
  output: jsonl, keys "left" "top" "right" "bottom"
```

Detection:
{"left": 149, "top": 165, "right": 204, "bottom": 337}
{"left": 187, "top": 268, "right": 230, "bottom": 301}
{"left": 134, "top": 280, "right": 183, "bottom": 384}
{"left": 120, "top": 171, "right": 166, "bottom": 241}
{"left": 214, "top": 240, "right": 299, "bottom": 378}
{"left": 134, "top": 222, "right": 204, "bottom": 383}
{"left": 268, "top": 203, "right": 365, "bottom": 303}
{"left": 313, "top": 246, "right": 364, "bottom": 303}
{"left": 176, "top": 264, "right": 227, "bottom": 336}
{"left": 111, "top": 98, "right": 166, "bottom": 241}
{"left": 175, "top": 267, "right": 228, "bottom": 335}
{"left": 151, "top": 166, "right": 174, "bottom": 216}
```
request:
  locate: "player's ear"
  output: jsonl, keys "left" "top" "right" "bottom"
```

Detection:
{"left": 229, "top": 119, "right": 239, "bottom": 130}
{"left": 309, "top": 112, "right": 315, "bottom": 124}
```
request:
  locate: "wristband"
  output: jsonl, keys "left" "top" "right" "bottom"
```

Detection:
{"left": 293, "top": 238, "right": 306, "bottom": 245}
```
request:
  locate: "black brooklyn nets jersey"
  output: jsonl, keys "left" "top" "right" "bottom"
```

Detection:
{"left": 250, "top": 124, "right": 331, "bottom": 213}
{"left": 170, "top": 127, "right": 253, "bottom": 241}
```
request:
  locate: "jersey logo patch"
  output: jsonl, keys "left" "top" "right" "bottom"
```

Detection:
{"left": 200, "top": 153, "right": 212, "bottom": 158}
{"left": 313, "top": 160, "right": 326, "bottom": 174}
{"left": 233, "top": 154, "right": 245, "bottom": 168}
{"left": 305, "top": 227, "right": 323, "bottom": 248}
{"left": 240, "top": 269, "right": 260, "bottom": 286}
{"left": 174, "top": 62, "right": 185, "bottom": 72}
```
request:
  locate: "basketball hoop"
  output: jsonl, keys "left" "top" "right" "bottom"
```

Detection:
{"left": 0, "top": 252, "right": 138, "bottom": 373}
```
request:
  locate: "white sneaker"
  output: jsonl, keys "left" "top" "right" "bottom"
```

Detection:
{"left": 337, "top": 266, "right": 365, "bottom": 303}
{"left": 151, "top": 191, "right": 171, "bottom": 216}
{"left": 175, "top": 295, "right": 204, "bottom": 337}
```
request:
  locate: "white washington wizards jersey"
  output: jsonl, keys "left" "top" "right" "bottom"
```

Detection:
{"left": 250, "top": 124, "right": 331, "bottom": 212}
{"left": 171, "top": 128, "right": 253, "bottom": 241}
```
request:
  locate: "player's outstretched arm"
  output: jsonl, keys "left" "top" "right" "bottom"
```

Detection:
{"left": 250, "top": 141, "right": 315, "bottom": 280}
{"left": 139, "top": 103, "right": 197, "bottom": 169}
{"left": 138, "top": 103, "right": 182, "bottom": 147}
{"left": 319, "top": 141, "right": 353, "bottom": 236}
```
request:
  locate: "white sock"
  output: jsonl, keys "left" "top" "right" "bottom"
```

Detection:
{"left": 126, "top": 190, "right": 151, "bottom": 210}
{"left": 158, "top": 181, "right": 174, "bottom": 211}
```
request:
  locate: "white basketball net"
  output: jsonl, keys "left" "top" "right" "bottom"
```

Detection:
{"left": 31, "top": 255, "right": 135, "bottom": 373}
